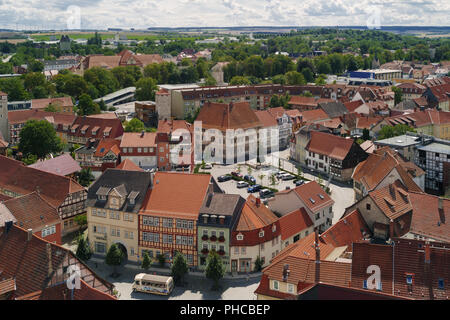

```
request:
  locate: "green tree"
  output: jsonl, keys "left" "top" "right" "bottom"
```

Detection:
{"left": 124, "top": 118, "right": 145, "bottom": 132}
{"left": 44, "top": 103, "right": 58, "bottom": 112}
{"left": 22, "top": 153, "right": 38, "bottom": 165}
{"left": 28, "top": 59, "right": 44, "bottom": 72}
{"left": 229, "top": 76, "right": 251, "bottom": 85}
{"left": 157, "top": 253, "right": 166, "bottom": 267}
{"left": 18, "top": 120, "right": 63, "bottom": 159}
{"left": 74, "top": 213, "right": 88, "bottom": 230}
{"left": 205, "top": 250, "right": 225, "bottom": 290}
{"left": 377, "top": 124, "right": 416, "bottom": 140}
{"left": 141, "top": 252, "right": 151, "bottom": 271}
{"left": 77, "top": 93, "right": 100, "bottom": 116}
{"left": 0, "top": 77, "right": 29, "bottom": 101}
{"left": 76, "top": 237, "right": 92, "bottom": 262}
{"left": 254, "top": 256, "right": 264, "bottom": 272}
{"left": 362, "top": 128, "right": 371, "bottom": 141}
{"left": 135, "top": 77, "right": 158, "bottom": 101}
{"left": 171, "top": 252, "right": 189, "bottom": 285}
{"left": 392, "top": 86, "right": 403, "bottom": 105}
{"left": 258, "top": 174, "right": 265, "bottom": 185}
{"left": 84, "top": 67, "right": 119, "bottom": 97}
{"left": 76, "top": 168, "right": 94, "bottom": 187}
{"left": 285, "top": 71, "right": 306, "bottom": 85}
{"left": 105, "top": 243, "right": 125, "bottom": 277}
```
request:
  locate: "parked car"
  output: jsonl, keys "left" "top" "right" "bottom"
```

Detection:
{"left": 259, "top": 189, "right": 274, "bottom": 199}
{"left": 243, "top": 175, "right": 256, "bottom": 184}
{"left": 247, "top": 184, "right": 262, "bottom": 193}
{"left": 231, "top": 171, "right": 243, "bottom": 178}
{"left": 293, "top": 179, "right": 305, "bottom": 186}
{"left": 203, "top": 163, "right": 212, "bottom": 169}
{"left": 281, "top": 173, "right": 295, "bottom": 181}
{"left": 237, "top": 181, "right": 249, "bottom": 188}
{"left": 275, "top": 171, "right": 284, "bottom": 179}
{"left": 218, "top": 175, "right": 232, "bottom": 182}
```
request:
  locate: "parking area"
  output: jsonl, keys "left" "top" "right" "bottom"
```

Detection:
{"left": 204, "top": 164, "right": 301, "bottom": 199}
{"left": 203, "top": 151, "right": 355, "bottom": 225}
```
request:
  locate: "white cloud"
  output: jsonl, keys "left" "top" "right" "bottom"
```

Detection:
{"left": 0, "top": 0, "right": 448, "bottom": 29}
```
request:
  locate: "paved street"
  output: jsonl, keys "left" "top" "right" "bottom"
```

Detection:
{"left": 85, "top": 259, "right": 259, "bottom": 300}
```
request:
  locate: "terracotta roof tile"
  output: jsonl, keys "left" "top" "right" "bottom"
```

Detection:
{"left": 116, "top": 159, "right": 144, "bottom": 172}
{"left": 0, "top": 224, "right": 114, "bottom": 299}
{"left": 255, "top": 110, "right": 277, "bottom": 128}
{"left": 93, "top": 138, "right": 121, "bottom": 158}
{"left": 120, "top": 132, "right": 156, "bottom": 148}
{"left": 306, "top": 131, "right": 355, "bottom": 160}
{"left": 278, "top": 208, "right": 313, "bottom": 240}
{"left": 0, "top": 156, "right": 85, "bottom": 208}
{"left": 1, "top": 192, "right": 60, "bottom": 231}
{"left": 140, "top": 172, "right": 212, "bottom": 220}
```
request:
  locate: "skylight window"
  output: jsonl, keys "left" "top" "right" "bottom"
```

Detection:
{"left": 309, "top": 198, "right": 316, "bottom": 204}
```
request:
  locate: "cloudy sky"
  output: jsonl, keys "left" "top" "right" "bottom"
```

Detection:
{"left": 0, "top": 0, "right": 449, "bottom": 30}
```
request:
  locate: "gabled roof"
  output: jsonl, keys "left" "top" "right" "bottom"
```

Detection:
{"left": 351, "top": 239, "right": 450, "bottom": 300}
{"left": 140, "top": 172, "right": 212, "bottom": 220}
{"left": 278, "top": 208, "right": 313, "bottom": 241}
{"left": 320, "top": 209, "right": 371, "bottom": 248}
{"left": 254, "top": 110, "right": 277, "bottom": 128}
{"left": 0, "top": 224, "right": 114, "bottom": 299}
{"left": 86, "top": 169, "right": 152, "bottom": 213}
{"left": 1, "top": 192, "right": 60, "bottom": 231}
{"left": 344, "top": 100, "right": 364, "bottom": 113}
{"left": 408, "top": 192, "right": 450, "bottom": 243}
{"left": 28, "top": 154, "right": 81, "bottom": 177}
{"left": 7, "top": 109, "right": 76, "bottom": 126}
{"left": 31, "top": 97, "right": 73, "bottom": 110}
{"left": 116, "top": 159, "right": 143, "bottom": 172}
{"left": 120, "top": 132, "right": 156, "bottom": 148}
{"left": 234, "top": 195, "right": 279, "bottom": 232}
{"left": 306, "top": 131, "right": 355, "bottom": 160}
{"left": 368, "top": 180, "right": 413, "bottom": 220}
{"left": 299, "top": 109, "right": 329, "bottom": 123}
{"left": 0, "top": 156, "right": 85, "bottom": 208}
{"left": 291, "top": 181, "right": 334, "bottom": 213}
{"left": 319, "top": 101, "right": 348, "bottom": 118}
{"left": 68, "top": 116, "right": 123, "bottom": 140}
{"left": 93, "top": 138, "right": 121, "bottom": 158}
{"left": 196, "top": 102, "right": 261, "bottom": 131}
{"left": 352, "top": 148, "right": 423, "bottom": 193}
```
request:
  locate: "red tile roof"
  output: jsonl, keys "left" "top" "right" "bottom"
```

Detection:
{"left": 235, "top": 195, "right": 279, "bottom": 232}
{"left": 0, "top": 156, "right": 85, "bottom": 208}
{"left": 68, "top": 116, "right": 123, "bottom": 140}
{"left": 31, "top": 97, "right": 73, "bottom": 110}
{"left": 93, "top": 138, "right": 121, "bottom": 158}
{"left": 116, "top": 159, "right": 144, "bottom": 172}
{"left": 0, "top": 224, "right": 114, "bottom": 299}
{"left": 28, "top": 154, "right": 81, "bottom": 176}
{"left": 352, "top": 148, "right": 423, "bottom": 193}
{"left": 120, "top": 132, "right": 156, "bottom": 148}
{"left": 278, "top": 208, "right": 313, "bottom": 241}
{"left": 344, "top": 100, "right": 364, "bottom": 113}
{"left": 254, "top": 110, "right": 277, "bottom": 128}
{"left": 196, "top": 101, "right": 261, "bottom": 131}
{"left": 17, "top": 279, "right": 116, "bottom": 300}
{"left": 0, "top": 278, "right": 15, "bottom": 296}
{"left": 321, "top": 209, "right": 370, "bottom": 248}
{"left": 408, "top": 192, "right": 450, "bottom": 243}
{"left": 351, "top": 239, "right": 450, "bottom": 300}
{"left": 139, "top": 172, "right": 212, "bottom": 220}
{"left": 1, "top": 192, "right": 60, "bottom": 231}
{"left": 306, "top": 131, "right": 355, "bottom": 160}
{"left": 368, "top": 180, "right": 413, "bottom": 221}
{"left": 299, "top": 109, "right": 330, "bottom": 123}
{"left": 7, "top": 109, "right": 76, "bottom": 126}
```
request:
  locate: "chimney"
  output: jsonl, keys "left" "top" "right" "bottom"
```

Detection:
{"left": 27, "top": 228, "right": 33, "bottom": 241}
{"left": 46, "top": 243, "right": 53, "bottom": 278}
{"left": 255, "top": 197, "right": 261, "bottom": 207}
{"left": 423, "top": 241, "right": 434, "bottom": 300}
{"left": 314, "top": 228, "right": 321, "bottom": 284}
{"left": 389, "top": 219, "right": 395, "bottom": 240}
{"left": 140, "top": 130, "right": 145, "bottom": 138}
{"left": 5, "top": 221, "right": 13, "bottom": 233}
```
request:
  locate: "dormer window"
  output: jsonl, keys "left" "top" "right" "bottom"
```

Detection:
{"left": 259, "top": 230, "right": 264, "bottom": 238}
{"left": 96, "top": 186, "right": 111, "bottom": 201}
{"left": 236, "top": 234, "right": 243, "bottom": 241}
{"left": 272, "top": 224, "right": 276, "bottom": 232}
{"left": 127, "top": 191, "right": 139, "bottom": 206}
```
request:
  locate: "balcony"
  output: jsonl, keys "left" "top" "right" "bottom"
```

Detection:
{"left": 218, "top": 236, "right": 225, "bottom": 243}
{"left": 201, "top": 235, "right": 209, "bottom": 241}
{"left": 210, "top": 235, "right": 217, "bottom": 242}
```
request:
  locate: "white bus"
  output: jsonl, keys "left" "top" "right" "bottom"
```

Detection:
{"left": 132, "top": 273, "right": 174, "bottom": 296}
